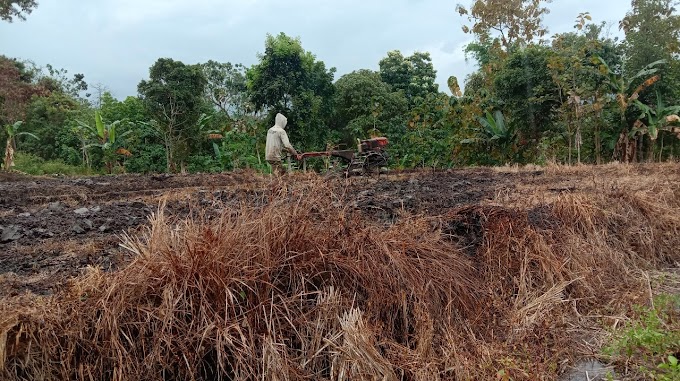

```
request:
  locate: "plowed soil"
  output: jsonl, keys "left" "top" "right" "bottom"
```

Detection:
{"left": 1, "top": 164, "right": 677, "bottom": 296}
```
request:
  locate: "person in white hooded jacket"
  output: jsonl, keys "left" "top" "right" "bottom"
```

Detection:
{"left": 265, "top": 113, "right": 300, "bottom": 175}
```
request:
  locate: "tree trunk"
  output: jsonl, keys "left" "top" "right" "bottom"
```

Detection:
{"left": 566, "top": 118, "right": 573, "bottom": 165}
{"left": 164, "top": 136, "right": 173, "bottom": 173}
{"left": 4, "top": 138, "right": 15, "bottom": 170}
{"left": 637, "top": 136, "right": 643, "bottom": 163}
{"left": 82, "top": 144, "right": 91, "bottom": 169}
{"left": 614, "top": 130, "right": 636, "bottom": 163}
{"left": 576, "top": 129, "right": 582, "bottom": 165}
{"left": 568, "top": 134, "right": 573, "bottom": 166}
{"left": 659, "top": 134, "right": 665, "bottom": 162}
{"left": 595, "top": 122, "right": 602, "bottom": 165}
{"left": 647, "top": 135, "right": 655, "bottom": 163}
{"left": 614, "top": 115, "right": 632, "bottom": 162}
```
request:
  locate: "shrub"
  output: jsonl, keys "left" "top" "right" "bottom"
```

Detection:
{"left": 12, "top": 152, "right": 94, "bottom": 176}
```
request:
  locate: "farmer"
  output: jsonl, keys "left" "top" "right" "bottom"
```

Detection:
{"left": 265, "top": 113, "right": 301, "bottom": 176}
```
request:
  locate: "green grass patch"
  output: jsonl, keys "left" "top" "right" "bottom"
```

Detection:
{"left": 603, "top": 294, "right": 680, "bottom": 380}
{"left": 12, "top": 153, "right": 96, "bottom": 176}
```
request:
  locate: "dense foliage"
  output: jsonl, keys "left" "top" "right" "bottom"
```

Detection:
{"left": 2, "top": 0, "right": 680, "bottom": 174}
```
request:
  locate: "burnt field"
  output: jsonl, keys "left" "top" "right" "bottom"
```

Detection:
{"left": 0, "top": 168, "right": 518, "bottom": 295}
{"left": 1, "top": 164, "right": 679, "bottom": 380}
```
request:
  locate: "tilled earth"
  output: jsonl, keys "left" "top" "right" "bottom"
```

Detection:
{"left": 0, "top": 165, "right": 672, "bottom": 296}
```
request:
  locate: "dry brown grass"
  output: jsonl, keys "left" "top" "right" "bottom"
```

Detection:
{"left": 2, "top": 171, "right": 680, "bottom": 380}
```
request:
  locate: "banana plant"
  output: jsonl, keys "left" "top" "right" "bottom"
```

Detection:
{"left": 196, "top": 112, "right": 225, "bottom": 164}
{"left": 77, "top": 111, "right": 132, "bottom": 173}
{"left": 463, "top": 110, "right": 515, "bottom": 144}
{"left": 632, "top": 94, "right": 680, "bottom": 141}
{"left": 461, "top": 110, "right": 516, "bottom": 162}
{"left": 4, "top": 121, "right": 39, "bottom": 171}
{"left": 595, "top": 57, "right": 666, "bottom": 113}
{"left": 631, "top": 93, "right": 680, "bottom": 161}
{"left": 594, "top": 56, "right": 666, "bottom": 161}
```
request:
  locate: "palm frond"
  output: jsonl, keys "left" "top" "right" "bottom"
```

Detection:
{"left": 94, "top": 111, "right": 106, "bottom": 140}
{"left": 16, "top": 132, "right": 39, "bottom": 141}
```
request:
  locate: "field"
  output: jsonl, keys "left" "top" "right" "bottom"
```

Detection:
{"left": 1, "top": 164, "right": 680, "bottom": 380}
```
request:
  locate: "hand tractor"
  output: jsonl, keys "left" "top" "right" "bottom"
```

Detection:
{"left": 297, "top": 137, "right": 389, "bottom": 177}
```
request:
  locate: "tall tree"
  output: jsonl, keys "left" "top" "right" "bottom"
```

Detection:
{"left": 548, "top": 17, "right": 624, "bottom": 165}
{"left": 494, "top": 45, "right": 559, "bottom": 153}
{"left": 201, "top": 60, "right": 249, "bottom": 118}
{"left": 0, "top": 0, "right": 37, "bottom": 22}
{"left": 138, "top": 58, "right": 207, "bottom": 173}
{"left": 378, "top": 50, "right": 439, "bottom": 107}
{"left": 99, "top": 93, "right": 166, "bottom": 173}
{"left": 456, "top": 0, "right": 552, "bottom": 49}
{"left": 20, "top": 91, "right": 80, "bottom": 163}
{"left": 0, "top": 56, "right": 45, "bottom": 125}
{"left": 621, "top": 0, "right": 680, "bottom": 104}
{"left": 334, "top": 69, "right": 407, "bottom": 140}
{"left": 247, "top": 33, "right": 336, "bottom": 151}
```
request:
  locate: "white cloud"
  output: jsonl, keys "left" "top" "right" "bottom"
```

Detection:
{"left": 107, "top": 0, "right": 259, "bottom": 27}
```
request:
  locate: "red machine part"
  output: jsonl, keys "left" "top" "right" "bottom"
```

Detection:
{"left": 358, "top": 137, "right": 388, "bottom": 152}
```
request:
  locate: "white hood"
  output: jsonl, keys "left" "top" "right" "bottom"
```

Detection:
{"left": 275, "top": 113, "right": 288, "bottom": 129}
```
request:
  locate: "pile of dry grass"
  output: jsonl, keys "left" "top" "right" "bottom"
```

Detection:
{"left": 2, "top": 177, "right": 680, "bottom": 380}
{"left": 2, "top": 181, "right": 479, "bottom": 381}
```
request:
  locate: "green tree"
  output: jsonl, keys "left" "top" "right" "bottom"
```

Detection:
{"left": 100, "top": 92, "right": 145, "bottom": 122}
{"left": 398, "top": 92, "right": 454, "bottom": 169}
{"left": 97, "top": 93, "right": 166, "bottom": 173}
{"left": 621, "top": 0, "right": 680, "bottom": 103}
{"left": 547, "top": 16, "right": 626, "bottom": 165}
{"left": 378, "top": 51, "right": 439, "bottom": 107}
{"left": 138, "top": 58, "right": 207, "bottom": 173}
{"left": 334, "top": 69, "right": 407, "bottom": 141}
{"left": 247, "top": 33, "right": 336, "bottom": 151}
{"left": 494, "top": 45, "right": 559, "bottom": 158}
{"left": 39, "top": 64, "right": 89, "bottom": 99}
{"left": 456, "top": 0, "right": 553, "bottom": 49}
{"left": 0, "top": 0, "right": 37, "bottom": 22}
{"left": 21, "top": 91, "right": 81, "bottom": 163}
{"left": 0, "top": 56, "right": 45, "bottom": 125}
{"left": 0, "top": 56, "right": 93, "bottom": 167}
{"left": 201, "top": 60, "right": 249, "bottom": 118}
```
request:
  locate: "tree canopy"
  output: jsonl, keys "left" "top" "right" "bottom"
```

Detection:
{"left": 0, "top": 0, "right": 37, "bottom": 22}
{"left": 4, "top": 0, "right": 680, "bottom": 174}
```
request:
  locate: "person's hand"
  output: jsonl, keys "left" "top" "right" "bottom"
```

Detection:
{"left": 296, "top": 154, "right": 303, "bottom": 161}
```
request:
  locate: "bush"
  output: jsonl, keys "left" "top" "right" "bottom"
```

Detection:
{"left": 12, "top": 152, "right": 94, "bottom": 176}
{"left": 187, "top": 154, "right": 223, "bottom": 173}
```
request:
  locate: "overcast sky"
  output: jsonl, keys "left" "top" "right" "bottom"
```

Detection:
{"left": 1, "top": 0, "right": 628, "bottom": 99}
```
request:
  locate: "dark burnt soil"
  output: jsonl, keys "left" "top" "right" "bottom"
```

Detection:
{"left": 347, "top": 168, "right": 535, "bottom": 220}
{"left": 0, "top": 167, "right": 570, "bottom": 296}
{"left": 0, "top": 171, "right": 260, "bottom": 207}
